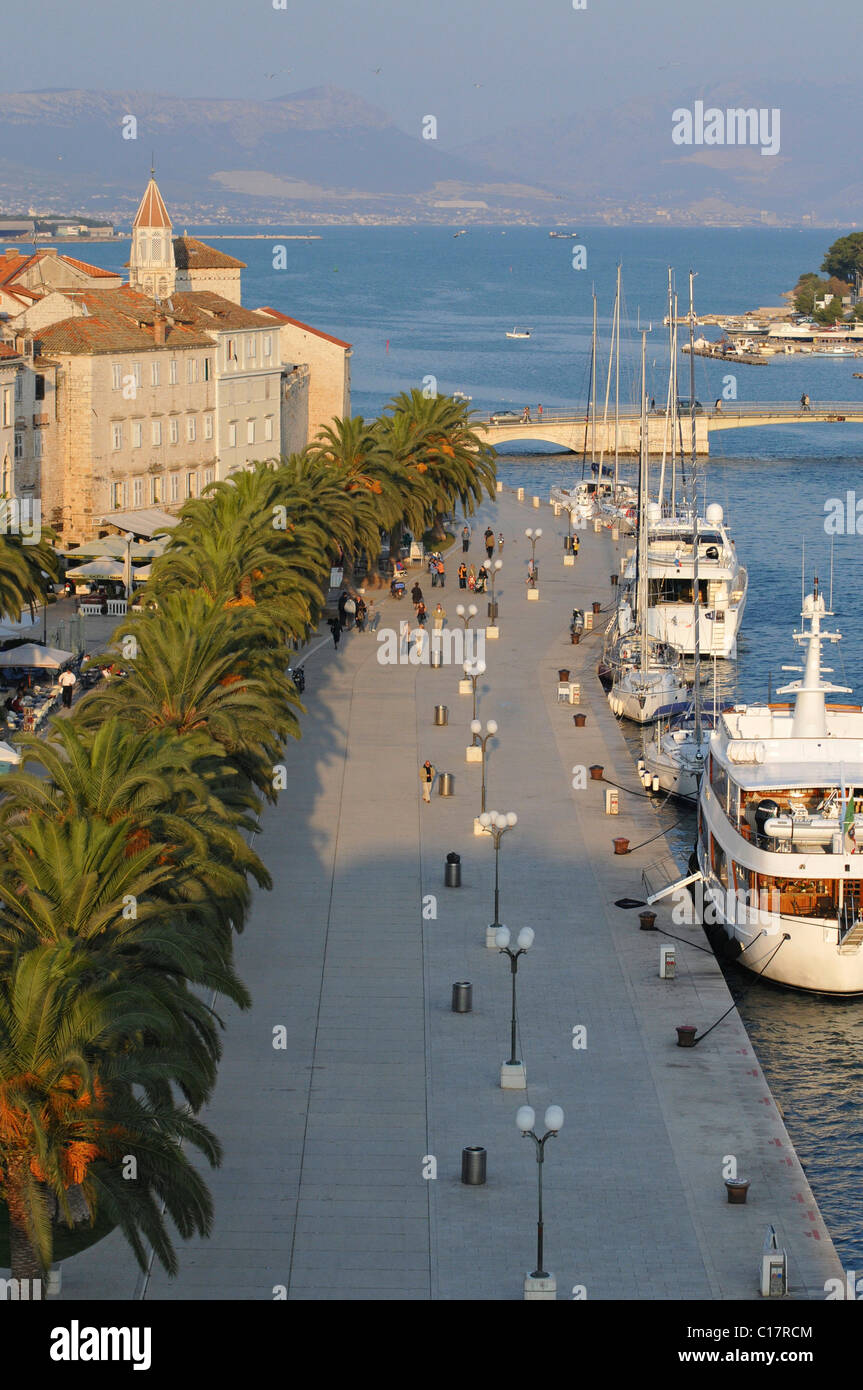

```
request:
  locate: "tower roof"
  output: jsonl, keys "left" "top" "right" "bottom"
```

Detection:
{"left": 132, "top": 176, "right": 172, "bottom": 231}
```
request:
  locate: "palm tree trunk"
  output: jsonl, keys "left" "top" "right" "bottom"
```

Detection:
{"left": 6, "top": 1174, "right": 44, "bottom": 1284}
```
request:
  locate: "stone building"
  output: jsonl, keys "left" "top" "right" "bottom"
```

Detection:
{"left": 256, "top": 308, "right": 351, "bottom": 445}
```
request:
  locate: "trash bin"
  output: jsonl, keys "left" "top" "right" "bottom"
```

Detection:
{"left": 451, "top": 981, "right": 472, "bottom": 1012}
{"left": 611, "top": 573, "right": 619, "bottom": 587}
{"left": 592, "top": 601, "right": 602, "bottom": 615}
{"left": 573, "top": 712, "right": 587, "bottom": 727}
{"left": 564, "top": 535, "right": 571, "bottom": 551}
{"left": 487, "top": 601, "right": 498, "bottom": 621}
{"left": 558, "top": 669, "right": 571, "bottom": 682}
{"left": 444, "top": 852, "right": 461, "bottom": 887}
{"left": 430, "top": 647, "right": 443, "bottom": 668}
{"left": 439, "top": 772, "right": 454, "bottom": 797}
{"left": 434, "top": 704, "right": 448, "bottom": 726}
{"left": 461, "top": 1146, "right": 487, "bottom": 1186}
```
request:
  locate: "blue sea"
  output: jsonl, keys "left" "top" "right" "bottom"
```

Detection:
{"left": 75, "top": 224, "right": 863, "bottom": 1271}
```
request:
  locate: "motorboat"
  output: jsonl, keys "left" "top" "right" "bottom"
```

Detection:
{"left": 691, "top": 579, "right": 863, "bottom": 993}
{"left": 506, "top": 327, "right": 531, "bottom": 339}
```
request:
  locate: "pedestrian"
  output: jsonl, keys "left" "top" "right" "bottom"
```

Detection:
{"left": 328, "top": 617, "right": 341, "bottom": 649}
{"left": 484, "top": 527, "right": 494, "bottom": 561}
{"left": 416, "top": 601, "right": 427, "bottom": 627}
{"left": 461, "top": 523, "right": 471, "bottom": 553}
{"left": 420, "top": 759, "right": 436, "bottom": 803}
{"left": 355, "top": 597, "right": 367, "bottom": 632}
{"left": 538, "top": 403, "right": 543, "bottom": 419}
{"left": 343, "top": 594, "right": 357, "bottom": 630}
{"left": 411, "top": 581, "right": 423, "bottom": 610}
{"left": 433, "top": 602, "right": 446, "bottom": 630}
{"left": 458, "top": 561, "right": 467, "bottom": 590}
{"left": 649, "top": 397, "right": 656, "bottom": 412}
{"left": 497, "top": 532, "right": 504, "bottom": 552}
{"left": 476, "top": 565, "right": 488, "bottom": 593}
{"left": 337, "top": 591, "right": 348, "bottom": 630}
{"left": 436, "top": 557, "right": 445, "bottom": 588}
{"left": 468, "top": 564, "right": 476, "bottom": 591}
{"left": 58, "top": 667, "right": 77, "bottom": 709}
{"left": 526, "top": 558, "right": 537, "bottom": 587}
{"left": 714, "top": 398, "right": 722, "bottom": 413}
{"left": 572, "top": 534, "right": 580, "bottom": 557}
{"left": 801, "top": 393, "right": 811, "bottom": 412}
{"left": 367, "top": 600, "right": 379, "bottom": 631}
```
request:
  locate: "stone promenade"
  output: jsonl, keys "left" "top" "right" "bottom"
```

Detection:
{"left": 64, "top": 488, "right": 842, "bottom": 1301}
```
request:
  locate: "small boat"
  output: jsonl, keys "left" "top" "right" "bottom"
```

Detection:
{"left": 452, "top": 390, "right": 472, "bottom": 404}
{"left": 506, "top": 327, "right": 531, "bottom": 339}
{"left": 549, "top": 231, "right": 578, "bottom": 238}
{"left": 453, "top": 229, "right": 467, "bottom": 238}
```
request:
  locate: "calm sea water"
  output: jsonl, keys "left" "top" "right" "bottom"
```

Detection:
{"left": 77, "top": 225, "right": 863, "bottom": 1270}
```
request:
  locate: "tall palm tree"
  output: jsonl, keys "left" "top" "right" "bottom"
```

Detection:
{"left": 382, "top": 390, "right": 497, "bottom": 540}
{"left": 0, "top": 525, "right": 59, "bottom": 623}
{"left": 0, "top": 941, "right": 220, "bottom": 1280}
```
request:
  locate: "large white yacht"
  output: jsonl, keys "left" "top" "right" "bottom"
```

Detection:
{"left": 694, "top": 581, "right": 863, "bottom": 994}
{"left": 618, "top": 502, "right": 747, "bottom": 659}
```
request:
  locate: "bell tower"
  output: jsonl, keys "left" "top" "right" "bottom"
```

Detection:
{"left": 129, "top": 170, "right": 175, "bottom": 300}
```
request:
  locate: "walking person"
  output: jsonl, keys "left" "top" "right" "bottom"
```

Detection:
{"left": 420, "top": 759, "right": 436, "bottom": 804}
{"left": 461, "top": 522, "right": 471, "bottom": 553}
{"left": 468, "top": 563, "right": 476, "bottom": 591}
{"left": 411, "top": 581, "right": 424, "bottom": 611}
{"left": 458, "top": 561, "right": 467, "bottom": 590}
{"left": 355, "top": 597, "right": 367, "bottom": 632}
{"left": 714, "top": 398, "right": 722, "bottom": 413}
{"left": 484, "top": 527, "right": 494, "bottom": 561}
{"left": 497, "top": 532, "right": 504, "bottom": 552}
{"left": 801, "top": 392, "right": 811, "bottom": 412}
{"left": 58, "top": 667, "right": 77, "bottom": 709}
{"left": 572, "top": 533, "right": 580, "bottom": 558}
{"left": 337, "top": 590, "right": 348, "bottom": 630}
{"left": 343, "top": 593, "right": 357, "bottom": 630}
{"left": 436, "top": 557, "right": 445, "bottom": 588}
{"left": 433, "top": 602, "right": 446, "bottom": 631}
{"left": 328, "top": 617, "right": 341, "bottom": 650}
{"left": 537, "top": 403, "right": 543, "bottom": 420}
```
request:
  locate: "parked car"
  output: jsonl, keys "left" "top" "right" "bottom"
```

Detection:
{"left": 676, "top": 397, "right": 704, "bottom": 414}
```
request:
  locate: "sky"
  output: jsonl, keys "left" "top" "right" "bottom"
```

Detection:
{"left": 5, "top": 0, "right": 860, "bottom": 149}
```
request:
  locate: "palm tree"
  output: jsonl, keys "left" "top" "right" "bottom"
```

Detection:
{"left": 381, "top": 390, "right": 497, "bottom": 541}
{"left": 0, "top": 525, "right": 59, "bottom": 623}
{"left": 0, "top": 941, "right": 220, "bottom": 1281}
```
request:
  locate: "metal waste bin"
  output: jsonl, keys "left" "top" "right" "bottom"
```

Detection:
{"left": 430, "top": 646, "right": 443, "bottom": 668}
{"left": 434, "top": 704, "right": 448, "bottom": 726}
{"left": 451, "top": 980, "right": 472, "bottom": 1012}
{"left": 487, "top": 601, "right": 498, "bottom": 621}
{"left": 444, "top": 852, "right": 461, "bottom": 887}
{"left": 461, "top": 1146, "right": 487, "bottom": 1186}
{"left": 439, "top": 772, "right": 454, "bottom": 797}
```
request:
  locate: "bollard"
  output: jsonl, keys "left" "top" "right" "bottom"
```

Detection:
{"left": 611, "top": 573, "right": 619, "bottom": 587}
{"left": 589, "top": 764, "right": 604, "bottom": 780}
{"left": 451, "top": 981, "right": 472, "bottom": 1012}
{"left": 488, "top": 601, "right": 498, "bottom": 621}
{"left": 461, "top": 1146, "right": 487, "bottom": 1186}
{"left": 439, "top": 772, "right": 455, "bottom": 797}
{"left": 573, "top": 712, "right": 587, "bottom": 727}
{"left": 444, "top": 852, "right": 461, "bottom": 887}
{"left": 725, "top": 1179, "right": 750, "bottom": 1205}
{"left": 612, "top": 836, "right": 629, "bottom": 854}
{"left": 639, "top": 910, "right": 657, "bottom": 931}
{"left": 592, "top": 601, "right": 601, "bottom": 615}
{"left": 558, "top": 669, "right": 571, "bottom": 682}
{"left": 676, "top": 1025, "right": 698, "bottom": 1047}
{"left": 434, "top": 704, "right": 448, "bottom": 726}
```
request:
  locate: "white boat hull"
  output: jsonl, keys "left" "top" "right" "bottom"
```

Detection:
{"left": 608, "top": 671, "right": 690, "bottom": 725}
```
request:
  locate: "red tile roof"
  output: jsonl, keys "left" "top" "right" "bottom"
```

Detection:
{"left": 38, "top": 287, "right": 214, "bottom": 354}
{"left": 171, "top": 291, "right": 276, "bottom": 331}
{"left": 173, "top": 236, "right": 246, "bottom": 271}
{"left": 132, "top": 178, "right": 172, "bottom": 231}
{"left": 0, "top": 344, "right": 21, "bottom": 360}
{"left": 256, "top": 307, "right": 351, "bottom": 349}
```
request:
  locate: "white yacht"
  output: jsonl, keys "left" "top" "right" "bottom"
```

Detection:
{"left": 693, "top": 581, "right": 863, "bottom": 994}
{"left": 617, "top": 502, "right": 747, "bottom": 659}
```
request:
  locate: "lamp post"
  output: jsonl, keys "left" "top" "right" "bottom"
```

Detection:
{"left": 463, "top": 658, "right": 486, "bottom": 739}
{"left": 496, "top": 925, "right": 534, "bottom": 1076}
{"left": 525, "top": 528, "right": 542, "bottom": 586}
{"left": 455, "top": 602, "right": 478, "bottom": 631}
{"left": 123, "top": 530, "right": 134, "bottom": 602}
{"left": 469, "top": 717, "right": 497, "bottom": 812}
{"left": 487, "top": 558, "right": 503, "bottom": 620}
{"left": 479, "top": 809, "right": 517, "bottom": 937}
{"left": 517, "top": 1104, "right": 564, "bottom": 1297}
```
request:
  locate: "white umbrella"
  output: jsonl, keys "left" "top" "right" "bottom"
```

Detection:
{"left": 0, "top": 740, "right": 21, "bottom": 765}
{"left": 132, "top": 563, "right": 152, "bottom": 581}
{"left": 0, "top": 643, "right": 75, "bottom": 668}
{"left": 63, "top": 537, "right": 166, "bottom": 560}
{"left": 65, "top": 558, "right": 126, "bottom": 579}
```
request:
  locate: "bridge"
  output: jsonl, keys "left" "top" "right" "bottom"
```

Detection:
{"left": 474, "top": 401, "right": 863, "bottom": 455}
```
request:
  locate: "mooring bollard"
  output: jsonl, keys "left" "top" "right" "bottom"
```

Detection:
{"left": 613, "top": 836, "right": 629, "bottom": 854}
{"left": 676, "top": 1025, "right": 698, "bottom": 1047}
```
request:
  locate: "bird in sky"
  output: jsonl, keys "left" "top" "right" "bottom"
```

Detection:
{"left": 265, "top": 69, "right": 292, "bottom": 78}
{"left": 372, "top": 67, "right": 382, "bottom": 74}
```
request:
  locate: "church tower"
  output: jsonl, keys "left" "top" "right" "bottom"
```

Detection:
{"left": 129, "top": 172, "right": 175, "bottom": 300}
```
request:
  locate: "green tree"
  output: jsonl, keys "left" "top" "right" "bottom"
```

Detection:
{"left": 821, "top": 233, "right": 863, "bottom": 284}
{"left": 0, "top": 526, "right": 58, "bottom": 624}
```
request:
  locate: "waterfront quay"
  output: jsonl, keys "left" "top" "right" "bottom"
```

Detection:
{"left": 64, "top": 490, "right": 841, "bottom": 1301}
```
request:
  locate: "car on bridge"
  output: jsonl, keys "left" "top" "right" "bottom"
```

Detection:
{"left": 489, "top": 409, "right": 523, "bottom": 425}
{"left": 676, "top": 397, "right": 704, "bottom": 414}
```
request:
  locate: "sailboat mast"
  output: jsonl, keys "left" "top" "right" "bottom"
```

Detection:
{"left": 658, "top": 269, "right": 673, "bottom": 507}
{"left": 591, "top": 289, "right": 598, "bottom": 465}
{"left": 688, "top": 269, "right": 702, "bottom": 749}
{"left": 614, "top": 263, "right": 621, "bottom": 497}
{"left": 638, "top": 330, "right": 649, "bottom": 675}
{"left": 671, "top": 292, "right": 680, "bottom": 513}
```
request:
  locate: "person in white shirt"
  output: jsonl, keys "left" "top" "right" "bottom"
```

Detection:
{"left": 58, "top": 668, "right": 77, "bottom": 709}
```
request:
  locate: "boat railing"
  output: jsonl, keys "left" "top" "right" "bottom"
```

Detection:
{"left": 838, "top": 896, "right": 862, "bottom": 944}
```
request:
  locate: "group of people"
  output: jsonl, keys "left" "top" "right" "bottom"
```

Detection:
{"left": 520, "top": 405, "right": 542, "bottom": 423}
{"left": 427, "top": 552, "right": 446, "bottom": 587}
{"left": 456, "top": 562, "right": 493, "bottom": 592}
{"left": 328, "top": 590, "right": 375, "bottom": 648}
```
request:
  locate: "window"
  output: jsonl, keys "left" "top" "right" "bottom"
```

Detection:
{"left": 203, "top": 357, "right": 212, "bottom": 381}
{"left": 14, "top": 374, "right": 21, "bottom": 402}
{"left": 151, "top": 476, "right": 162, "bottom": 504}
{"left": 227, "top": 339, "right": 237, "bottom": 362}
{"left": 111, "top": 364, "right": 122, "bottom": 391}
{"left": 132, "top": 362, "right": 142, "bottom": 387}
{"left": 246, "top": 420, "right": 255, "bottom": 444}
{"left": 187, "top": 358, "right": 198, "bottom": 384}
{"left": 169, "top": 359, "right": 178, "bottom": 385}
{"left": 1, "top": 388, "right": 11, "bottom": 427}
{"left": 203, "top": 467, "right": 214, "bottom": 487}
{"left": 133, "top": 478, "right": 143, "bottom": 507}
{"left": 111, "top": 423, "right": 123, "bottom": 450}
{"left": 152, "top": 236, "right": 161, "bottom": 261}
{"left": 187, "top": 415, "right": 196, "bottom": 442}
{"left": 264, "top": 416, "right": 274, "bottom": 442}
{"left": 263, "top": 334, "right": 272, "bottom": 358}
{"left": 203, "top": 413, "right": 214, "bottom": 440}
{"left": 34, "top": 431, "right": 43, "bottom": 459}
{"left": 186, "top": 472, "right": 198, "bottom": 499}
{"left": 132, "top": 422, "right": 143, "bottom": 449}
{"left": 170, "top": 473, "right": 179, "bottom": 502}
{"left": 247, "top": 335, "right": 256, "bottom": 359}
{"left": 228, "top": 422, "right": 237, "bottom": 448}
{"left": 14, "top": 433, "right": 23, "bottom": 461}
{"left": 112, "top": 482, "right": 123, "bottom": 509}
{"left": 35, "top": 374, "right": 45, "bottom": 401}
{"left": 151, "top": 361, "right": 160, "bottom": 387}
{"left": 169, "top": 417, "right": 179, "bottom": 445}
{"left": 151, "top": 419, "right": 162, "bottom": 446}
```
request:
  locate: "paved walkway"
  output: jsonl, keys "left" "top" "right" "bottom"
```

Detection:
{"left": 63, "top": 489, "right": 842, "bottom": 1301}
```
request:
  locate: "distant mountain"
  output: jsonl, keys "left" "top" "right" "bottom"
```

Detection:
{"left": 0, "top": 86, "right": 560, "bottom": 222}
{"left": 455, "top": 80, "right": 863, "bottom": 223}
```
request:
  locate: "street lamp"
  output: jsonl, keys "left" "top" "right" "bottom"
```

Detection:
{"left": 488, "top": 558, "right": 503, "bottom": 620}
{"left": 525, "top": 528, "right": 542, "bottom": 586}
{"left": 470, "top": 717, "right": 497, "bottom": 812}
{"left": 463, "top": 658, "right": 486, "bottom": 735}
{"left": 455, "top": 602, "right": 479, "bottom": 630}
{"left": 496, "top": 925, "right": 534, "bottom": 1074}
{"left": 517, "top": 1103, "right": 564, "bottom": 1290}
{"left": 479, "top": 809, "right": 517, "bottom": 935}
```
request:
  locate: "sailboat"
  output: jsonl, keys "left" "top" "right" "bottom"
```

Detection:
{"left": 506, "top": 327, "right": 531, "bottom": 339}
{"left": 605, "top": 332, "right": 690, "bottom": 725}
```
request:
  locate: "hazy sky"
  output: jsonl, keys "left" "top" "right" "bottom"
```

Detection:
{"left": 6, "top": 0, "right": 860, "bottom": 147}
